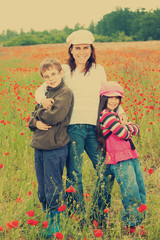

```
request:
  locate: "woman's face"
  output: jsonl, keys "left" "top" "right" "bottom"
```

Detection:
{"left": 107, "top": 97, "right": 120, "bottom": 112}
{"left": 71, "top": 44, "right": 92, "bottom": 66}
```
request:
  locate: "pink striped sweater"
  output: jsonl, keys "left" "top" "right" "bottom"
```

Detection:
{"left": 99, "top": 109, "right": 139, "bottom": 165}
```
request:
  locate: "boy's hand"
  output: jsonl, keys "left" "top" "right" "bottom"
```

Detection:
{"left": 36, "top": 121, "right": 52, "bottom": 130}
{"left": 41, "top": 97, "right": 54, "bottom": 109}
{"left": 119, "top": 113, "right": 128, "bottom": 125}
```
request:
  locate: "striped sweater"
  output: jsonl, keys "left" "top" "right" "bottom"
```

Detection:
{"left": 99, "top": 109, "right": 140, "bottom": 164}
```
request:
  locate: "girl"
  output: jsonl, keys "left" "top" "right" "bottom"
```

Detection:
{"left": 96, "top": 81, "right": 146, "bottom": 234}
{"left": 35, "top": 30, "right": 128, "bottom": 225}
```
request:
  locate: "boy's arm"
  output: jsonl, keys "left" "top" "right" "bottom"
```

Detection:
{"left": 34, "top": 90, "right": 73, "bottom": 126}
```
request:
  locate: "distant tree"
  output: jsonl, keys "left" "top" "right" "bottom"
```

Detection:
{"left": 88, "top": 21, "right": 95, "bottom": 34}
{"left": 139, "top": 10, "right": 160, "bottom": 40}
{"left": 74, "top": 23, "right": 84, "bottom": 30}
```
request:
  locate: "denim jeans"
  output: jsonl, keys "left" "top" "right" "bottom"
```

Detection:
{"left": 66, "top": 124, "right": 109, "bottom": 221}
{"left": 104, "top": 158, "right": 146, "bottom": 226}
{"left": 34, "top": 145, "right": 68, "bottom": 211}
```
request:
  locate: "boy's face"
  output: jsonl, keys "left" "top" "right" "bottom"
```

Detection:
{"left": 42, "top": 67, "right": 64, "bottom": 88}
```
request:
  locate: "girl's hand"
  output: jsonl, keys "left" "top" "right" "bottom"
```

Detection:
{"left": 119, "top": 113, "right": 128, "bottom": 125}
{"left": 36, "top": 121, "right": 52, "bottom": 130}
{"left": 41, "top": 98, "right": 54, "bottom": 110}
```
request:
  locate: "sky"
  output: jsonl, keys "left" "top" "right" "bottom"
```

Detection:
{"left": 1, "top": 0, "right": 160, "bottom": 33}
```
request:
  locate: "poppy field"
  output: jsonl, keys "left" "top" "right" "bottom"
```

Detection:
{"left": 0, "top": 41, "right": 160, "bottom": 239}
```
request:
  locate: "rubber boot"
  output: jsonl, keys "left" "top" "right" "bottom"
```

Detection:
{"left": 40, "top": 210, "right": 61, "bottom": 239}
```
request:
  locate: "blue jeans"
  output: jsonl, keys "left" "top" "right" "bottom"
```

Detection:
{"left": 105, "top": 158, "right": 146, "bottom": 226}
{"left": 66, "top": 124, "right": 109, "bottom": 221}
{"left": 34, "top": 145, "right": 68, "bottom": 211}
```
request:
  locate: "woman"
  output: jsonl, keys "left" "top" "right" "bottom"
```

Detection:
{"left": 35, "top": 30, "right": 127, "bottom": 225}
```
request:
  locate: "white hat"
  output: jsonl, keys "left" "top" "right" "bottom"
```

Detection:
{"left": 66, "top": 30, "right": 94, "bottom": 46}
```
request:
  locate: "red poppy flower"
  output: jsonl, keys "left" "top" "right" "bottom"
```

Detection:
{"left": 26, "top": 210, "right": 35, "bottom": 217}
{"left": 94, "top": 229, "right": 103, "bottom": 237}
{"left": 27, "top": 219, "right": 39, "bottom": 226}
{"left": 137, "top": 204, "right": 147, "bottom": 213}
{"left": 4, "top": 152, "right": 9, "bottom": 156}
{"left": 42, "top": 220, "right": 48, "bottom": 229}
{"left": 104, "top": 208, "right": 109, "bottom": 213}
{"left": 93, "top": 220, "right": 99, "bottom": 228}
{"left": 148, "top": 168, "right": 153, "bottom": 174}
{"left": 0, "top": 226, "right": 4, "bottom": 231}
{"left": 65, "top": 186, "right": 76, "bottom": 193}
{"left": 53, "top": 232, "right": 64, "bottom": 239}
{"left": 32, "top": 220, "right": 39, "bottom": 226}
{"left": 71, "top": 214, "right": 79, "bottom": 221}
{"left": 16, "top": 197, "right": 23, "bottom": 203}
{"left": 7, "top": 220, "right": 19, "bottom": 229}
{"left": 27, "top": 219, "right": 34, "bottom": 225}
{"left": 28, "top": 191, "right": 32, "bottom": 196}
{"left": 58, "top": 204, "right": 66, "bottom": 212}
{"left": 11, "top": 220, "right": 19, "bottom": 228}
{"left": 0, "top": 164, "right": 3, "bottom": 169}
{"left": 144, "top": 166, "right": 147, "bottom": 172}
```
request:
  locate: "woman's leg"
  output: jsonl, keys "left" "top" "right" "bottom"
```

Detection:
{"left": 85, "top": 125, "right": 115, "bottom": 224}
{"left": 66, "top": 124, "right": 86, "bottom": 213}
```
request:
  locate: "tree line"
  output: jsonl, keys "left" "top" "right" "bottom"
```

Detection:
{"left": 1, "top": 7, "right": 160, "bottom": 47}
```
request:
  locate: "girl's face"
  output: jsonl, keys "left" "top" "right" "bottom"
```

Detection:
{"left": 71, "top": 44, "right": 92, "bottom": 66}
{"left": 107, "top": 97, "right": 120, "bottom": 112}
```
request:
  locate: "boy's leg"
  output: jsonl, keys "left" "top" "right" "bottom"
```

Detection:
{"left": 66, "top": 124, "right": 86, "bottom": 213}
{"left": 111, "top": 159, "right": 145, "bottom": 227}
{"left": 34, "top": 149, "right": 46, "bottom": 211}
{"left": 85, "top": 125, "right": 115, "bottom": 224}
{"left": 43, "top": 145, "right": 68, "bottom": 211}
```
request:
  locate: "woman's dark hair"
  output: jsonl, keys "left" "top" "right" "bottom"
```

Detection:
{"left": 96, "top": 96, "right": 121, "bottom": 155}
{"left": 67, "top": 44, "right": 96, "bottom": 75}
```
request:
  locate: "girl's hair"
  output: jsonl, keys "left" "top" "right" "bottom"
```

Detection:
{"left": 96, "top": 96, "right": 121, "bottom": 155}
{"left": 67, "top": 44, "right": 96, "bottom": 75}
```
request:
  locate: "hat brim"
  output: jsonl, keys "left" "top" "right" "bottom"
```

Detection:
{"left": 100, "top": 92, "right": 123, "bottom": 97}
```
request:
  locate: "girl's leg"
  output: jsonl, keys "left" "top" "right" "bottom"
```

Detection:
{"left": 111, "top": 159, "right": 146, "bottom": 227}
{"left": 66, "top": 124, "right": 86, "bottom": 213}
{"left": 34, "top": 149, "right": 46, "bottom": 211}
{"left": 133, "top": 158, "right": 146, "bottom": 204}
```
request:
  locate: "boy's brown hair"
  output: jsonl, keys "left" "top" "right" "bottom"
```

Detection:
{"left": 39, "top": 58, "right": 62, "bottom": 77}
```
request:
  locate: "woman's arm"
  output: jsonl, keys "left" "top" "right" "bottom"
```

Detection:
{"left": 35, "top": 82, "right": 47, "bottom": 103}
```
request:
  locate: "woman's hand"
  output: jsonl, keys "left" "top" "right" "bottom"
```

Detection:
{"left": 36, "top": 121, "right": 52, "bottom": 130}
{"left": 41, "top": 97, "right": 54, "bottom": 110}
{"left": 119, "top": 113, "right": 128, "bottom": 125}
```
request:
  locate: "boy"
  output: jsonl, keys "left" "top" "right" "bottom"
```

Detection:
{"left": 28, "top": 58, "right": 74, "bottom": 237}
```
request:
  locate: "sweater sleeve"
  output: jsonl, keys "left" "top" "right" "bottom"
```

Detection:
{"left": 35, "top": 82, "right": 47, "bottom": 104}
{"left": 34, "top": 89, "right": 73, "bottom": 125}
{"left": 126, "top": 123, "right": 140, "bottom": 136}
{"left": 100, "top": 110, "right": 132, "bottom": 140}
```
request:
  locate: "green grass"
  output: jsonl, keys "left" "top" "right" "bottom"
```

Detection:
{"left": 0, "top": 42, "right": 160, "bottom": 239}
